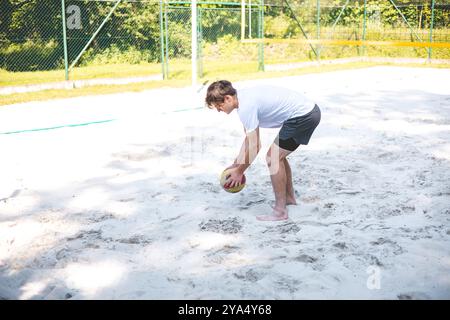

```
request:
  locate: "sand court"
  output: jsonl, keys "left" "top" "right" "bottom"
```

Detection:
{"left": 0, "top": 66, "right": 449, "bottom": 299}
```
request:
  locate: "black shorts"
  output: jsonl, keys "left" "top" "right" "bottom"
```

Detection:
{"left": 275, "top": 104, "right": 321, "bottom": 152}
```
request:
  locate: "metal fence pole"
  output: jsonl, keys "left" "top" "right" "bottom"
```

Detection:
{"left": 61, "top": 0, "right": 69, "bottom": 80}
{"left": 330, "top": 0, "right": 350, "bottom": 30}
{"left": 283, "top": 0, "right": 318, "bottom": 58}
{"left": 198, "top": 6, "right": 203, "bottom": 78}
{"left": 387, "top": 0, "right": 429, "bottom": 55}
{"left": 362, "top": 0, "right": 367, "bottom": 56}
{"left": 249, "top": 0, "right": 252, "bottom": 38}
{"left": 316, "top": 0, "right": 320, "bottom": 61}
{"left": 241, "top": 0, "right": 246, "bottom": 40}
{"left": 69, "top": 0, "right": 122, "bottom": 71}
{"left": 258, "top": 0, "right": 264, "bottom": 71}
{"left": 192, "top": 0, "right": 198, "bottom": 86}
{"left": 159, "top": 0, "right": 166, "bottom": 79}
{"left": 164, "top": 1, "right": 169, "bottom": 78}
{"left": 428, "top": 0, "right": 436, "bottom": 60}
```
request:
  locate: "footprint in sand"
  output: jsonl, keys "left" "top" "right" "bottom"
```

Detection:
{"left": 397, "top": 292, "right": 431, "bottom": 300}
{"left": 200, "top": 182, "right": 220, "bottom": 194}
{"left": 370, "top": 237, "right": 404, "bottom": 255}
{"left": 205, "top": 245, "right": 240, "bottom": 264}
{"left": 72, "top": 212, "right": 116, "bottom": 224}
{"left": 116, "top": 235, "right": 153, "bottom": 245}
{"left": 262, "top": 221, "right": 301, "bottom": 234}
{"left": 238, "top": 199, "right": 266, "bottom": 210}
{"left": 233, "top": 268, "right": 265, "bottom": 282}
{"left": 199, "top": 217, "right": 243, "bottom": 234}
{"left": 333, "top": 242, "right": 348, "bottom": 250}
{"left": 301, "top": 195, "right": 320, "bottom": 203}
{"left": 324, "top": 202, "right": 336, "bottom": 209}
{"left": 67, "top": 229, "right": 103, "bottom": 241}
{"left": 274, "top": 276, "right": 302, "bottom": 295}
{"left": 294, "top": 254, "right": 318, "bottom": 264}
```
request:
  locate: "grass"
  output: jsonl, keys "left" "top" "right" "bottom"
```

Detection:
{"left": 0, "top": 68, "right": 66, "bottom": 87}
{"left": 1, "top": 59, "right": 449, "bottom": 107}
{"left": 0, "top": 63, "right": 164, "bottom": 87}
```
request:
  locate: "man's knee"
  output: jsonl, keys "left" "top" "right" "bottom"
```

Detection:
{"left": 266, "top": 152, "right": 282, "bottom": 175}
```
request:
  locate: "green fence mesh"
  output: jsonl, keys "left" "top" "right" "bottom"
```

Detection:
{"left": 0, "top": 0, "right": 449, "bottom": 85}
{"left": 0, "top": 1, "right": 64, "bottom": 72}
{"left": 66, "top": 0, "right": 161, "bottom": 79}
{"left": 261, "top": 0, "right": 450, "bottom": 63}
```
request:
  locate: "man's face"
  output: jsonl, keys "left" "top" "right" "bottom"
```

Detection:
{"left": 214, "top": 95, "right": 236, "bottom": 114}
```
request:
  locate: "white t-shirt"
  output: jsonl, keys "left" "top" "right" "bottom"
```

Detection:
{"left": 236, "top": 85, "right": 315, "bottom": 132}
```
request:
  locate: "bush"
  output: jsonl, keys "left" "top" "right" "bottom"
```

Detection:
{"left": 79, "top": 45, "right": 157, "bottom": 66}
{"left": 0, "top": 40, "right": 61, "bottom": 71}
{"left": 203, "top": 34, "right": 258, "bottom": 62}
{"left": 265, "top": 13, "right": 296, "bottom": 39}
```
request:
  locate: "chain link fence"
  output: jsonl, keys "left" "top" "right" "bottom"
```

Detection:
{"left": 0, "top": 0, "right": 449, "bottom": 85}
{"left": 0, "top": 1, "right": 64, "bottom": 72}
{"left": 0, "top": 0, "right": 163, "bottom": 83}
{"left": 260, "top": 0, "right": 450, "bottom": 64}
{"left": 66, "top": 0, "right": 161, "bottom": 77}
{"left": 160, "top": 3, "right": 254, "bottom": 79}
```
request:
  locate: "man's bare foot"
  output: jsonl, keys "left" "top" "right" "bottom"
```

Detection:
{"left": 256, "top": 207, "right": 288, "bottom": 221}
{"left": 286, "top": 197, "right": 297, "bottom": 206}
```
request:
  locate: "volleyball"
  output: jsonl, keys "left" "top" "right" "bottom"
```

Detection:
{"left": 220, "top": 169, "right": 246, "bottom": 193}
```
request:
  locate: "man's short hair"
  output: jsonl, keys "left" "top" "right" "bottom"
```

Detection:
{"left": 205, "top": 80, "right": 237, "bottom": 108}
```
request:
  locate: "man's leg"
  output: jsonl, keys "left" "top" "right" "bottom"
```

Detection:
{"left": 284, "top": 158, "right": 297, "bottom": 205}
{"left": 256, "top": 144, "right": 292, "bottom": 221}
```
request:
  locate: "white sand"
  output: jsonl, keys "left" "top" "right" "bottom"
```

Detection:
{"left": 0, "top": 66, "right": 449, "bottom": 300}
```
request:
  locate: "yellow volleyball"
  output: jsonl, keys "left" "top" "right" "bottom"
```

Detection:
{"left": 220, "top": 169, "right": 246, "bottom": 193}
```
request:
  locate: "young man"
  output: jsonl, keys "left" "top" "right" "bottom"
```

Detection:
{"left": 205, "top": 80, "right": 321, "bottom": 221}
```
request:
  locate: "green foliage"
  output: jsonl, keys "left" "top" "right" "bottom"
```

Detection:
{"left": 0, "top": 0, "right": 449, "bottom": 75}
{"left": 167, "top": 22, "right": 192, "bottom": 58}
{"left": 0, "top": 40, "right": 61, "bottom": 71}
{"left": 6, "top": 0, "right": 61, "bottom": 40}
{"left": 200, "top": 8, "right": 241, "bottom": 42}
{"left": 265, "top": 13, "right": 297, "bottom": 38}
{"left": 203, "top": 34, "right": 258, "bottom": 61}
{"left": 79, "top": 45, "right": 157, "bottom": 66}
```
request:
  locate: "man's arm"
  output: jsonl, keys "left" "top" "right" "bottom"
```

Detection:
{"left": 233, "top": 127, "right": 261, "bottom": 174}
{"left": 224, "top": 127, "right": 260, "bottom": 188}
